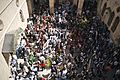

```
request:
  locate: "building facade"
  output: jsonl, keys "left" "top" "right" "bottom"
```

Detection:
{"left": 0, "top": 0, "right": 29, "bottom": 79}
{"left": 97, "top": 0, "right": 120, "bottom": 44}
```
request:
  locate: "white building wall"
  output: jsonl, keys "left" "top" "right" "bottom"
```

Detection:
{"left": 0, "top": 0, "right": 11, "bottom": 13}
{"left": 0, "top": 37, "right": 9, "bottom": 80}
{"left": 0, "top": 0, "right": 29, "bottom": 79}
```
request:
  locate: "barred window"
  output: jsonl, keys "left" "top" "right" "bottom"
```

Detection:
{"left": 111, "top": 17, "right": 120, "bottom": 33}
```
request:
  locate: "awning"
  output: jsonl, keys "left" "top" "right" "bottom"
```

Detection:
{"left": 2, "top": 27, "right": 23, "bottom": 53}
{"left": 2, "top": 34, "right": 14, "bottom": 53}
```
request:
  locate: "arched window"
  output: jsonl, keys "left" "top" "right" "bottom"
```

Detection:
{"left": 0, "top": 20, "right": 4, "bottom": 31}
{"left": 101, "top": 2, "right": 107, "bottom": 16}
{"left": 19, "top": 10, "right": 25, "bottom": 22}
{"left": 107, "top": 12, "right": 115, "bottom": 26}
{"left": 101, "top": 2, "right": 114, "bottom": 27}
{"left": 16, "top": 0, "right": 19, "bottom": 7}
{"left": 117, "top": 6, "right": 120, "bottom": 13}
{"left": 111, "top": 17, "right": 120, "bottom": 33}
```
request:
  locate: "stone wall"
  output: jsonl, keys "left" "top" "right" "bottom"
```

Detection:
{"left": 0, "top": 0, "right": 29, "bottom": 79}
{"left": 97, "top": 0, "right": 120, "bottom": 43}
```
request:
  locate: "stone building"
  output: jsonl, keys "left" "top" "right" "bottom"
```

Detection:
{"left": 97, "top": 0, "right": 120, "bottom": 44}
{"left": 0, "top": 0, "right": 29, "bottom": 80}
{"left": 0, "top": 0, "right": 120, "bottom": 79}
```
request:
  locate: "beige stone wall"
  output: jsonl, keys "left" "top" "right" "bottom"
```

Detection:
{"left": 97, "top": 0, "right": 120, "bottom": 43}
{"left": 26, "top": 0, "right": 33, "bottom": 17}
{"left": 77, "top": 0, "right": 84, "bottom": 15}
{"left": 49, "top": 0, "right": 54, "bottom": 14}
{"left": 0, "top": 0, "right": 29, "bottom": 79}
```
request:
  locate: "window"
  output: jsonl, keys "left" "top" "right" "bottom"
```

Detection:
{"left": 101, "top": 2, "right": 114, "bottom": 27}
{"left": 107, "top": 12, "right": 115, "bottom": 26}
{"left": 111, "top": 16, "right": 120, "bottom": 33}
{"left": 101, "top": 2, "right": 107, "bottom": 16}
{"left": 19, "top": 10, "right": 25, "bottom": 22}
{"left": 117, "top": 6, "right": 120, "bottom": 13}
{"left": 0, "top": 20, "right": 4, "bottom": 31}
{"left": 16, "top": 0, "right": 19, "bottom": 7}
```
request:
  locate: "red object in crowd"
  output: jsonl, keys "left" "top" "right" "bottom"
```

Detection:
{"left": 33, "top": 24, "right": 38, "bottom": 32}
{"left": 25, "top": 28, "right": 28, "bottom": 32}
{"left": 40, "top": 78, "right": 46, "bottom": 80}
{"left": 39, "top": 63, "right": 46, "bottom": 68}
{"left": 25, "top": 42, "right": 30, "bottom": 47}
{"left": 43, "top": 16, "right": 46, "bottom": 20}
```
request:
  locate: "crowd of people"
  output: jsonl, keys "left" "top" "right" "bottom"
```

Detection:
{"left": 66, "top": 0, "right": 120, "bottom": 80}
{"left": 10, "top": 1, "right": 78, "bottom": 80}
{"left": 9, "top": 0, "right": 120, "bottom": 80}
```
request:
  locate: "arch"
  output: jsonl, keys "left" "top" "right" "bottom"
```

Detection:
{"left": 111, "top": 16, "right": 120, "bottom": 33}
{"left": 103, "top": 10, "right": 109, "bottom": 24}
{"left": 0, "top": 20, "right": 4, "bottom": 31}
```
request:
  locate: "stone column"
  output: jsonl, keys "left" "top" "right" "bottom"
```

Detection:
{"left": 77, "top": 0, "right": 84, "bottom": 15}
{"left": 26, "top": 0, "right": 33, "bottom": 17}
{"left": 49, "top": 0, "right": 54, "bottom": 14}
{"left": 73, "top": 0, "right": 78, "bottom": 6}
{"left": 97, "top": 0, "right": 103, "bottom": 15}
